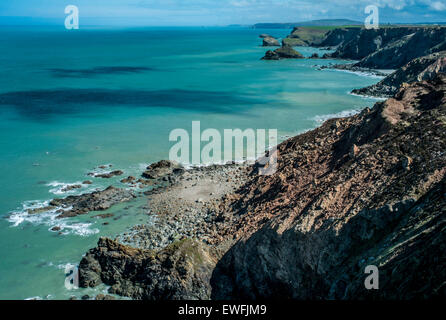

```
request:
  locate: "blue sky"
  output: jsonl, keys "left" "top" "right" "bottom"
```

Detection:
{"left": 0, "top": 0, "right": 445, "bottom": 25}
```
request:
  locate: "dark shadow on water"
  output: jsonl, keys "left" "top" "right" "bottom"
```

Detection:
{"left": 0, "top": 88, "right": 260, "bottom": 120}
{"left": 48, "top": 66, "right": 156, "bottom": 78}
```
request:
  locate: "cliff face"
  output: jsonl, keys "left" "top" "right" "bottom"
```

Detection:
{"left": 328, "top": 27, "right": 446, "bottom": 69}
{"left": 353, "top": 51, "right": 446, "bottom": 97}
{"left": 211, "top": 75, "right": 446, "bottom": 299}
{"left": 79, "top": 238, "right": 218, "bottom": 300}
{"left": 317, "top": 27, "right": 361, "bottom": 47}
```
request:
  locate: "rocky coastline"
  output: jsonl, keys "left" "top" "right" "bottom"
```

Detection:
{"left": 77, "top": 72, "right": 446, "bottom": 299}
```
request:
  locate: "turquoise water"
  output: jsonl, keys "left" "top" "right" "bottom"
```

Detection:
{"left": 0, "top": 26, "right": 381, "bottom": 299}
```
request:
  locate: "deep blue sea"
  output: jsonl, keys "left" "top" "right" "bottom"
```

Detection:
{"left": 0, "top": 26, "right": 381, "bottom": 299}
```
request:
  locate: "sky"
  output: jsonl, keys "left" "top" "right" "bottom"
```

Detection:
{"left": 0, "top": 0, "right": 445, "bottom": 26}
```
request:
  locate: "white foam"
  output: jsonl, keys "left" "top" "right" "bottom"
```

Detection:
{"left": 349, "top": 91, "right": 387, "bottom": 101}
{"left": 7, "top": 200, "right": 99, "bottom": 237}
{"left": 311, "top": 108, "right": 363, "bottom": 124}
{"left": 46, "top": 181, "right": 85, "bottom": 195}
{"left": 25, "top": 296, "right": 43, "bottom": 300}
{"left": 327, "top": 68, "right": 386, "bottom": 79}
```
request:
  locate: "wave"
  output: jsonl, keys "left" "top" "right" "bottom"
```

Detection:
{"left": 311, "top": 108, "right": 363, "bottom": 125}
{"left": 349, "top": 91, "right": 387, "bottom": 101}
{"left": 7, "top": 200, "right": 99, "bottom": 237}
{"left": 46, "top": 181, "right": 91, "bottom": 195}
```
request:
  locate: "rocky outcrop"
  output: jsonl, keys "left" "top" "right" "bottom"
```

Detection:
{"left": 262, "top": 36, "right": 280, "bottom": 47}
{"left": 352, "top": 51, "right": 446, "bottom": 97}
{"left": 79, "top": 237, "right": 218, "bottom": 300}
{"left": 49, "top": 186, "right": 135, "bottom": 218}
{"left": 211, "top": 75, "right": 446, "bottom": 299}
{"left": 262, "top": 45, "right": 305, "bottom": 60}
{"left": 142, "top": 160, "right": 184, "bottom": 182}
{"left": 92, "top": 170, "right": 124, "bottom": 179}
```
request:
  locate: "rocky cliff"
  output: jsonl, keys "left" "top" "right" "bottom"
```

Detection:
{"left": 327, "top": 27, "right": 446, "bottom": 69}
{"left": 79, "top": 74, "right": 446, "bottom": 300}
{"left": 352, "top": 51, "right": 446, "bottom": 97}
{"left": 316, "top": 27, "right": 361, "bottom": 47}
{"left": 211, "top": 74, "right": 446, "bottom": 299}
{"left": 79, "top": 237, "right": 218, "bottom": 300}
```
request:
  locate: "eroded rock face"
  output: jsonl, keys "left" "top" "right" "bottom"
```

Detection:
{"left": 353, "top": 51, "right": 446, "bottom": 97}
{"left": 210, "top": 75, "right": 446, "bottom": 300}
{"left": 262, "top": 45, "right": 305, "bottom": 60}
{"left": 49, "top": 186, "right": 135, "bottom": 218}
{"left": 327, "top": 27, "right": 446, "bottom": 69}
{"left": 317, "top": 27, "right": 361, "bottom": 47}
{"left": 79, "top": 237, "right": 218, "bottom": 300}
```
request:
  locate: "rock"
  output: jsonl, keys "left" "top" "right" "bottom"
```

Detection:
{"left": 262, "top": 45, "right": 305, "bottom": 60}
{"left": 142, "top": 160, "right": 184, "bottom": 181}
{"left": 79, "top": 238, "right": 218, "bottom": 300}
{"left": 309, "top": 53, "right": 319, "bottom": 59}
{"left": 27, "top": 206, "right": 56, "bottom": 215}
{"left": 61, "top": 184, "right": 82, "bottom": 192}
{"left": 121, "top": 176, "right": 136, "bottom": 184}
{"left": 50, "top": 186, "right": 135, "bottom": 219}
{"left": 262, "top": 36, "right": 280, "bottom": 47}
{"left": 82, "top": 180, "right": 93, "bottom": 185}
{"left": 259, "top": 34, "right": 272, "bottom": 39}
{"left": 95, "top": 294, "right": 115, "bottom": 300}
{"left": 50, "top": 226, "right": 61, "bottom": 232}
{"left": 402, "top": 156, "right": 413, "bottom": 171}
{"left": 350, "top": 144, "right": 360, "bottom": 158}
{"left": 94, "top": 170, "right": 124, "bottom": 179}
{"left": 81, "top": 295, "right": 90, "bottom": 300}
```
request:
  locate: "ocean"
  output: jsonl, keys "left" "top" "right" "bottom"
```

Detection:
{"left": 0, "top": 26, "right": 381, "bottom": 299}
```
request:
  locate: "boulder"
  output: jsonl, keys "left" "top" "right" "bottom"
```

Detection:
{"left": 142, "top": 160, "right": 184, "bottom": 180}
{"left": 262, "top": 36, "right": 280, "bottom": 47}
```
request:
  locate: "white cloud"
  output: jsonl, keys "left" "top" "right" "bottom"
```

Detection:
{"left": 430, "top": 1, "right": 446, "bottom": 11}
